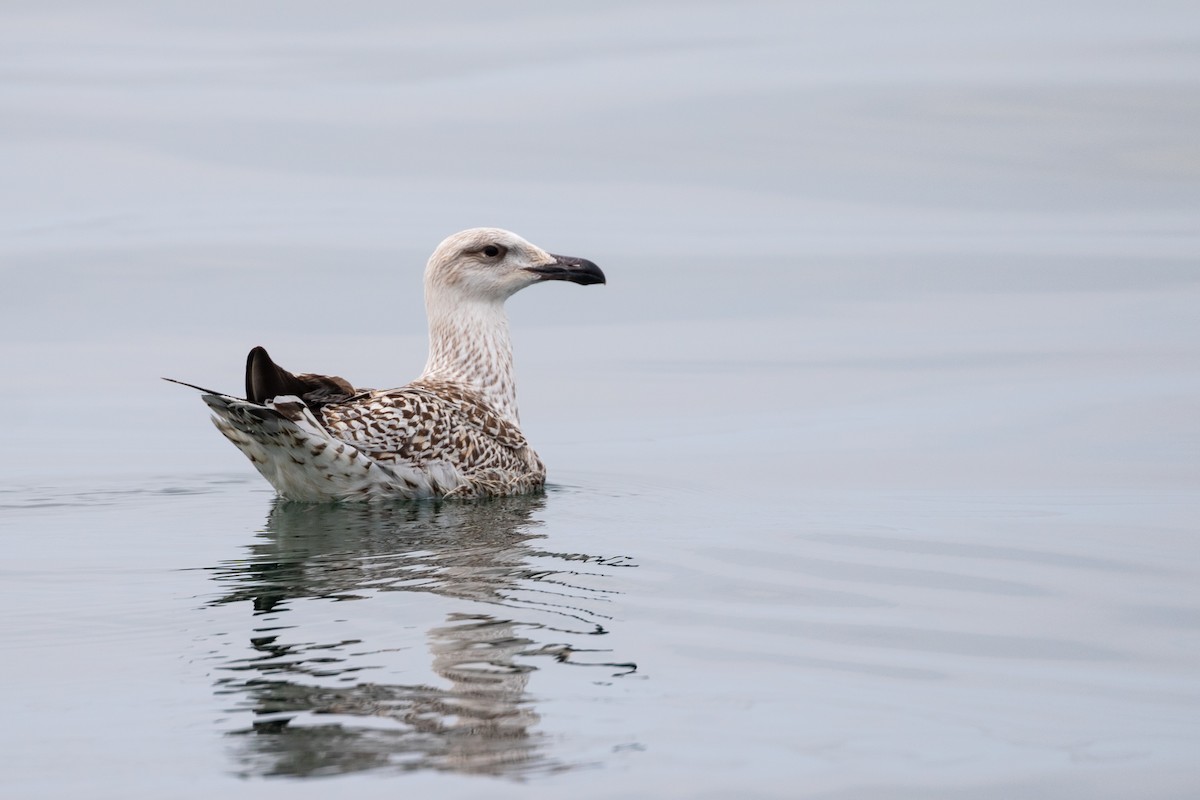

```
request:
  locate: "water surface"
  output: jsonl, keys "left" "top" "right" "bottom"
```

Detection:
{"left": 2, "top": 2, "right": 1199, "bottom": 798}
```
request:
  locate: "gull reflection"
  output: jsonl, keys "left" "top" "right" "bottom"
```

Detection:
{"left": 206, "top": 496, "right": 635, "bottom": 778}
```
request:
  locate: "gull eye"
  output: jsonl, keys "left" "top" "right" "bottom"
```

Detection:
{"left": 482, "top": 244, "right": 504, "bottom": 258}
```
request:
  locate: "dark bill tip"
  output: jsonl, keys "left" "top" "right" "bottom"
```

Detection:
{"left": 526, "top": 254, "right": 606, "bottom": 286}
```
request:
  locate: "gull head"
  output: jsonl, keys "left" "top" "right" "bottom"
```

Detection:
{"left": 425, "top": 227, "right": 605, "bottom": 303}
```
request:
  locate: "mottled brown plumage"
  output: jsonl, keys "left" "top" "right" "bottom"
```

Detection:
{"left": 317, "top": 379, "right": 545, "bottom": 497}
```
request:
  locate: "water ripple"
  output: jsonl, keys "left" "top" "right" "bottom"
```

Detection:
{"left": 201, "top": 496, "right": 637, "bottom": 778}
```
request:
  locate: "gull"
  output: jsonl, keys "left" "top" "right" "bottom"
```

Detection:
{"left": 170, "top": 228, "right": 605, "bottom": 501}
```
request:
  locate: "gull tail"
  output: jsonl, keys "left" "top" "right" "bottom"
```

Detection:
{"left": 167, "top": 348, "right": 413, "bottom": 501}
{"left": 200, "top": 391, "right": 410, "bottom": 501}
{"left": 162, "top": 351, "right": 371, "bottom": 500}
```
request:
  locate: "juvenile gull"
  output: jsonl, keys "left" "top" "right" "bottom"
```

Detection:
{"left": 172, "top": 228, "right": 605, "bottom": 501}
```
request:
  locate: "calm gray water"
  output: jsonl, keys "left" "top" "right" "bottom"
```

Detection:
{"left": 2, "top": 2, "right": 1199, "bottom": 798}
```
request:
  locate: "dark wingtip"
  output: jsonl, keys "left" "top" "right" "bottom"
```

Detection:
{"left": 246, "top": 346, "right": 309, "bottom": 404}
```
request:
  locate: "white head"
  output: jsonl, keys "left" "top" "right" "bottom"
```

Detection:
{"left": 419, "top": 228, "right": 604, "bottom": 422}
{"left": 425, "top": 227, "right": 605, "bottom": 303}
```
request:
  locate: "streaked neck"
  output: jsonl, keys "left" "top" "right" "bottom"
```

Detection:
{"left": 419, "top": 295, "right": 519, "bottom": 424}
